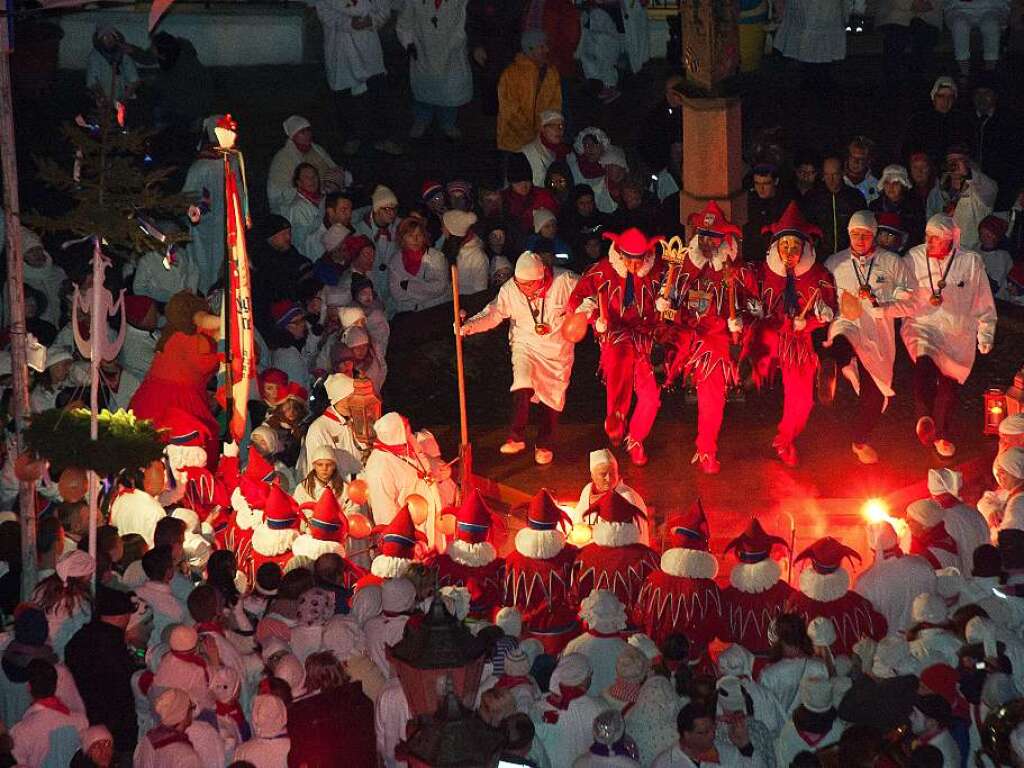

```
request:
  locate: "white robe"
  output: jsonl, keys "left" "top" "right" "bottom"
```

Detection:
{"left": 776, "top": 717, "right": 844, "bottom": 768}
{"left": 0, "top": 662, "right": 85, "bottom": 730}
{"left": 757, "top": 657, "right": 830, "bottom": 714}
{"left": 455, "top": 236, "right": 491, "bottom": 296}
{"left": 573, "top": 482, "right": 649, "bottom": 545}
{"left": 134, "top": 580, "right": 188, "bottom": 649}
{"left": 998, "top": 490, "right": 1024, "bottom": 532}
{"left": 462, "top": 271, "right": 578, "bottom": 411}
{"left": 233, "top": 735, "right": 291, "bottom": 768}
{"left": 266, "top": 141, "right": 338, "bottom": 216}
{"left": 942, "top": 501, "right": 991, "bottom": 571}
{"left": 186, "top": 720, "right": 228, "bottom": 768}
{"left": 943, "top": 166, "right": 998, "bottom": 252}
{"left": 153, "top": 651, "right": 216, "bottom": 712}
{"left": 317, "top": 0, "right": 388, "bottom": 94}
{"left": 563, "top": 632, "right": 630, "bottom": 697}
{"left": 909, "top": 627, "right": 962, "bottom": 668}
{"left": 133, "top": 735, "right": 203, "bottom": 768}
{"left": 533, "top": 694, "right": 608, "bottom": 768}
{"left": 774, "top": 0, "right": 851, "bottom": 63}
{"left": 22, "top": 253, "right": 67, "bottom": 328}
{"left": 854, "top": 553, "right": 936, "bottom": 635}
{"left": 362, "top": 448, "right": 444, "bottom": 545}
{"left": 651, "top": 741, "right": 764, "bottom": 768}
{"left": 899, "top": 244, "right": 997, "bottom": 384}
{"left": 286, "top": 193, "right": 328, "bottom": 263}
{"left": 520, "top": 138, "right": 558, "bottom": 188}
{"left": 825, "top": 247, "right": 913, "bottom": 397}
{"left": 181, "top": 153, "right": 246, "bottom": 293}
{"left": 387, "top": 247, "right": 452, "bottom": 314}
{"left": 110, "top": 488, "right": 167, "bottom": 547}
{"left": 119, "top": 324, "right": 158, "bottom": 381}
{"left": 300, "top": 406, "right": 365, "bottom": 478}
{"left": 375, "top": 678, "right": 411, "bottom": 768}
{"left": 10, "top": 701, "right": 88, "bottom": 768}
{"left": 395, "top": 0, "right": 472, "bottom": 107}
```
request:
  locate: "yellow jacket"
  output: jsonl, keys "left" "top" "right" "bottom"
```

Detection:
{"left": 496, "top": 54, "right": 562, "bottom": 152}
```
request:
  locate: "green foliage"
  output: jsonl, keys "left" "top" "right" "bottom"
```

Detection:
{"left": 24, "top": 408, "right": 165, "bottom": 477}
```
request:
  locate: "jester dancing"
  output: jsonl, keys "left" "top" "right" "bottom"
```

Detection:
{"left": 747, "top": 203, "right": 837, "bottom": 467}
{"left": 658, "top": 202, "right": 759, "bottom": 475}
{"left": 567, "top": 229, "right": 665, "bottom": 466}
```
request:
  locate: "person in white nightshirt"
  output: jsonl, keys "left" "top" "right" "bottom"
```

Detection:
{"left": 285, "top": 163, "right": 328, "bottom": 263}
{"left": 573, "top": 449, "right": 649, "bottom": 545}
{"left": 353, "top": 185, "right": 401, "bottom": 313}
{"left": 563, "top": 590, "right": 630, "bottom": 697}
{"left": 854, "top": 521, "right": 936, "bottom": 635}
{"left": 460, "top": 251, "right": 579, "bottom": 465}
{"left": 10, "top": 659, "right": 89, "bottom": 768}
{"left": 133, "top": 688, "right": 203, "bottom": 768}
{"left": 300, "top": 373, "right": 364, "bottom": 478}
{"left": 533, "top": 653, "right": 606, "bottom": 768}
{"left": 233, "top": 693, "right": 291, "bottom": 768}
{"left": 267, "top": 116, "right": 340, "bottom": 216}
{"left": 443, "top": 210, "right": 490, "bottom": 296}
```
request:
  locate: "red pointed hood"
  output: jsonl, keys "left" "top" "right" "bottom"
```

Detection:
{"left": 300, "top": 491, "right": 347, "bottom": 542}
{"left": 523, "top": 489, "right": 572, "bottom": 533}
{"left": 263, "top": 482, "right": 300, "bottom": 530}
{"left": 237, "top": 475, "right": 270, "bottom": 510}
{"left": 373, "top": 505, "right": 427, "bottom": 558}
{"left": 687, "top": 201, "right": 741, "bottom": 243}
{"left": 724, "top": 518, "right": 789, "bottom": 563}
{"left": 453, "top": 488, "right": 501, "bottom": 544}
{"left": 244, "top": 446, "right": 276, "bottom": 483}
{"left": 795, "top": 536, "right": 860, "bottom": 574}
{"left": 763, "top": 201, "right": 822, "bottom": 242}
{"left": 602, "top": 227, "right": 662, "bottom": 258}
{"left": 584, "top": 490, "right": 647, "bottom": 526}
{"left": 158, "top": 407, "right": 211, "bottom": 448}
{"left": 665, "top": 499, "right": 710, "bottom": 551}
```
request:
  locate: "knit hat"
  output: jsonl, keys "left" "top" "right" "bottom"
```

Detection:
{"left": 800, "top": 676, "right": 834, "bottom": 713}
{"left": 532, "top": 208, "right": 556, "bottom": 235}
{"left": 876, "top": 212, "right": 907, "bottom": 239}
{"left": 723, "top": 518, "right": 788, "bottom": 563}
{"left": 283, "top": 115, "right": 311, "bottom": 138}
{"left": 169, "top": 624, "right": 199, "bottom": 652}
{"left": 251, "top": 693, "right": 288, "bottom": 738}
{"left": 421, "top": 180, "right": 444, "bottom": 202}
{"left": 807, "top": 617, "right": 837, "bottom": 648}
{"left": 443, "top": 210, "right": 477, "bottom": 238}
{"left": 795, "top": 537, "right": 860, "bottom": 574}
{"left": 514, "top": 251, "right": 546, "bottom": 281}
{"left": 270, "top": 300, "right": 304, "bottom": 329}
{"left": 848, "top": 210, "right": 877, "bottom": 234}
{"left": 324, "top": 372, "right": 355, "bottom": 403}
{"left": 539, "top": 110, "right": 563, "bottom": 127}
{"left": 56, "top": 550, "right": 95, "bottom": 583}
{"left": 338, "top": 306, "right": 366, "bottom": 328}
{"left": 867, "top": 520, "right": 899, "bottom": 552}
{"left": 371, "top": 185, "right": 398, "bottom": 211}
{"left": 906, "top": 499, "right": 945, "bottom": 529}
{"left": 880, "top": 164, "right": 911, "bottom": 189}
{"left": 342, "top": 234, "right": 373, "bottom": 264}
{"left": 919, "top": 664, "right": 964, "bottom": 710}
{"left": 13, "top": 605, "right": 48, "bottom": 646}
{"left": 154, "top": 688, "right": 191, "bottom": 727}
{"left": 323, "top": 223, "right": 350, "bottom": 252}
{"left": 251, "top": 425, "right": 281, "bottom": 456}
{"left": 507, "top": 153, "right": 533, "bottom": 184}
{"left": 579, "top": 589, "right": 627, "bottom": 634}
{"left": 124, "top": 294, "right": 155, "bottom": 327}
{"left": 341, "top": 325, "right": 369, "bottom": 347}
{"left": 81, "top": 725, "right": 113, "bottom": 753}
{"left": 665, "top": 500, "right": 711, "bottom": 551}
{"left": 521, "top": 29, "right": 546, "bottom": 53}
{"left": 931, "top": 76, "right": 958, "bottom": 100}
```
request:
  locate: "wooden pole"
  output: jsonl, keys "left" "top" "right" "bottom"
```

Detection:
{"left": 450, "top": 266, "right": 472, "bottom": 493}
{"left": 87, "top": 241, "right": 103, "bottom": 588}
{"left": 1, "top": 16, "right": 38, "bottom": 597}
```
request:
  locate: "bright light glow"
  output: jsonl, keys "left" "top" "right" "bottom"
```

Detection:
{"left": 567, "top": 523, "right": 593, "bottom": 547}
{"left": 862, "top": 498, "right": 890, "bottom": 524}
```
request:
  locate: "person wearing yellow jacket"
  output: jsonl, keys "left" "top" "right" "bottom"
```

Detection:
{"left": 497, "top": 31, "right": 562, "bottom": 152}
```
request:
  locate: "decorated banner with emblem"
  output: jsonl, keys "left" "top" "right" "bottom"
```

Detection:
{"left": 224, "top": 151, "right": 255, "bottom": 441}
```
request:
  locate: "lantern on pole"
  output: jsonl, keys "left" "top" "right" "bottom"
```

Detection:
{"left": 342, "top": 377, "right": 382, "bottom": 445}
{"left": 985, "top": 388, "right": 1008, "bottom": 435}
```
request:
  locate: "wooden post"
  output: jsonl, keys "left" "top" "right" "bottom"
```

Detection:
{"left": 87, "top": 241, "right": 103, "bottom": 587}
{"left": 0, "top": 17, "right": 39, "bottom": 596}
{"left": 450, "top": 266, "right": 472, "bottom": 493}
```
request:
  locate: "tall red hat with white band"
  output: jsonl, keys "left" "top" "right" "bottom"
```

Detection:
{"left": 263, "top": 483, "right": 300, "bottom": 531}
{"left": 525, "top": 489, "right": 573, "bottom": 533}
{"left": 584, "top": 490, "right": 647, "bottom": 527}
{"left": 723, "top": 519, "right": 789, "bottom": 564}
{"left": 453, "top": 489, "right": 500, "bottom": 544}
{"left": 244, "top": 446, "right": 276, "bottom": 483}
{"left": 763, "top": 201, "right": 822, "bottom": 242}
{"left": 159, "top": 407, "right": 211, "bottom": 448}
{"left": 374, "top": 505, "right": 427, "bottom": 559}
{"left": 665, "top": 499, "right": 711, "bottom": 551}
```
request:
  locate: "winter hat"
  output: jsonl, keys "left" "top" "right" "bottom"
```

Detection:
{"left": 539, "top": 110, "right": 563, "bottom": 128}
{"left": 980, "top": 215, "right": 1009, "bottom": 240}
{"left": 421, "top": 180, "right": 444, "bottom": 202}
{"left": 56, "top": 550, "right": 95, "bottom": 583}
{"left": 507, "top": 153, "right": 533, "bottom": 184}
{"left": 263, "top": 483, "right": 300, "bottom": 530}
{"left": 795, "top": 537, "right": 860, "bottom": 574}
{"left": 906, "top": 499, "right": 945, "bottom": 528}
{"left": 169, "top": 624, "right": 199, "bottom": 653}
{"left": 323, "top": 223, "right": 350, "bottom": 252}
{"left": 603, "top": 228, "right": 661, "bottom": 259}
{"left": 848, "top": 210, "right": 877, "bottom": 234}
{"left": 338, "top": 306, "right": 366, "bottom": 328}
{"left": 442, "top": 210, "right": 477, "bottom": 238}
{"left": 723, "top": 518, "right": 788, "bottom": 563}
{"left": 912, "top": 593, "right": 947, "bottom": 624}
{"left": 999, "top": 414, "right": 1024, "bottom": 437}
{"left": 523, "top": 488, "right": 571, "bottom": 532}
{"left": 931, "top": 76, "right": 958, "bottom": 100}
{"left": 934, "top": 568, "right": 964, "bottom": 601}
{"left": 322, "top": 616, "right": 366, "bottom": 661}
{"left": 283, "top": 115, "right": 311, "bottom": 138}
{"left": 495, "top": 606, "right": 523, "bottom": 638}
{"left": 251, "top": 693, "right": 288, "bottom": 738}
{"left": 919, "top": 664, "right": 964, "bottom": 710}
{"left": 503, "top": 648, "right": 531, "bottom": 677}
{"left": 549, "top": 652, "right": 591, "bottom": 690}
{"left": 381, "top": 577, "right": 416, "bottom": 613}
{"left": 342, "top": 234, "right": 373, "bottom": 264}
{"left": 13, "top": 606, "right": 48, "bottom": 646}
{"left": 866, "top": 521, "right": 899, "bottom": 552}
{"left": 81, "top": 725, "right": 113, "bottom": 754}
{"left": 880, "top": 165, "right": 911, "bottom": 189}
{"left": 872, "top": 636, "right": 916, "bottom": 678}
{"left": 807, "top": 616, "right": 837, "bottom": 648}
{"left": 270, "top": 300, "right": 304, "bottom": 329}
{"left": 928, "top": 468, "right": 963, "bottom": 500}
{"left": 324, "top": 372, "right": 355, "bottom": 403}
{"left": 521, "top": 29, "right": 546, "bottom": 53}
{"left": 514, "top": 251, "right": 546, "bottom": 281}
{"left": 341, "top": 325, "right": 369, "bottom": 347}
{"left": 371, "top": 185, "right": 399, "bottom": 211}
{"left": 374, "top": 412, "right": 408, "bottom": 447}
{"left": 124, "top": 294, "right": 155, "bottom": 327}
{"left": 579, "top": 589, "right": 627, "bottom": 634}
{"left": 251, "top": 425, "right": 281, "bottom": 456}
{"left": 532, "top": 208, "right": 556, "bottom": 234}
{"left": 155, "top": 688, "right": 192, "bottom": 726}
{"left": 996, "top": 447, "right": 1024, "bottom": 479}
{"left": 716, "top": 676, "right": 748, "bottom": 714}
{"left": 800, "top": 676, "right": 834, "bottom": 713}
{"left": 665, "top": 500, "right": 711, "bottom": 551}
{"left": 615, "top": 645, "right": 649, "bottom": 684}
{"left": 717, "top": 644, "right": 755, "bottom": 678}
{"left": 297, "top": 588, "right": 335, "bottom": 626}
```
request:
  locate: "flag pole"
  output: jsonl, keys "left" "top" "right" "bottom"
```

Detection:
{"left": 450, "top": 266, "right": 472, "bottom": 494}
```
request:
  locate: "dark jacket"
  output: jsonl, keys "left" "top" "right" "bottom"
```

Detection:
{"left": 287, "top": 684, "right": 376, "bottom": 767}
{"left": 64, "top": 620, "right": 139, "bottom": 753}
{"left": 901, "top": 107, "right": 973, "bottom": 165}
{"left": 974, "top": 107, "right": 1024, "bottom": 211}
{"left": 802, "top": 185, "right": 867, "bottom": 259}
{"left": 743, "top": 191, "right": 792, "bottom": 262}
{"left": 870, "top": 191, "right": 927, "bottom": 247}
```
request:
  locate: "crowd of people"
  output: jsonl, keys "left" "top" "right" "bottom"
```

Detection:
{"left": 1, "top": 0, "right": 1024, "bottom": 765}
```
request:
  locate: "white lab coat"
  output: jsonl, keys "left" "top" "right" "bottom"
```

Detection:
{"left": 300, "top": 406, "right": 365, "bottom": 478}
{"left": 854, "top": 553, "right": 936, "bottom": 635}
{"left": 395, "top": 0, "right": 472, "bottom": 107}
{"left": 462, "top": 271, "right": 578, "bottom": 411}
{"left": 387, "top": 247, "right": 452, "bottom": 314}
{"left": 943, "top": 166, "right": 998, "bottom": 252}
{"left": 520, "top": 138, "right": 558, "bottom": 188}
{"left": 316, "top": 0, "right": 388, "bottom": 94}
{"left": 10, "top": 700, "right": 88, "bottom": 768}
{"left": 774, "top": 0, "right": 852, "bottom": 63}
{"left": 899, "top": 244, "right": 997, "bottom": 384}
{"left": 181, "top": 153, "right": 246, "bottom": 294}
{"left": 266, "top": 141, "right": 338, "bottom": 217}
{"left": 776, "top": 718, "right": 844, "bottom": 768}
{"left": 110, "top": 488, "right": 166, "bottom": 547}
{"left": 825, "top": 247, "right": 913, "bottom": 398}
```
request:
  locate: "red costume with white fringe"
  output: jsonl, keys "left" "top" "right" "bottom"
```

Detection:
{"left": 573, "top": 492, "right": 658, "bottom": 606}
{"left": 634, "top": 501, "right": 724, "bottom": 667}
{"left": 156, "top": 407, "right": 215, "bottom": 512}
{"left": 368, "top": 504, "right": 426, "bottom": 583}
{"left": 225, "top": 448, "right": 276, "bottom": 584}
{"left": 294, "top": 486, "right": 349, "bottom": 562}
{"left": 424, "top": 489, "right": 505, "bottom": 618}
{"left": 720, "top": 519, "right": 794, "bottom": 664}
{"left": 249, "top": 482, "right": 298, "bottom": 573}
{"left": 567, "top": 229, "right": 665, "bottom": 463}
{"left": 785, "top": 536, "right": 888, "bottom": 657}
{"left": 745, "top": 203, "right": 837, "bottom": 465}
{"left": 504, "top": 489, "right": 579, "bottom": 614}
{"left": 663, "top": 203, "right": 760, "bottom": 471}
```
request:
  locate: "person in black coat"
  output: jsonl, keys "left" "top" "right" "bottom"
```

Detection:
{"left": 870, "top": 164, "right": 927, "bottom": 247}
{"left": 802, "top": 156, "right": 866, "bottom": 259}
{"left": 743, "top": 164, "right": 792, "bottom": 262}
{"left": 636, "top": 74, "right": 684, "bottom": 171}
{"left": 64, "top": 587, "right": 142, "bottom": 758}
{"left": 901, "top": 76, "right": 973, "bottom": 165}
{"left": 972, "top": 80, "right": 1023, "bottom": 212}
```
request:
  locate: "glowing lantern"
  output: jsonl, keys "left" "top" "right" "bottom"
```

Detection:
{"left": 567, "top": 522, "right": 592, "bottom": 547}
{"left": 347, "top": 478, "right": 369, "bottom": 506}
{"left": 14, "top": 453, "right": 45, "bottom": 483}
{"left": 985, "top": 388, "right": 1008, "bottom": 435}
{"left": 58, "top": 467, "right": 88, "bottom": 502}
{"left": 347, "top": 513, "right": 373, "bottom": 539}
{"left": 342, "top": 378, "right": 382, "bottom": 445}
{"left": 407, "top": 494, "right": 429, "bottom": 526}
{"left": 561, "top": 312, "right": 589, "bottom": 343}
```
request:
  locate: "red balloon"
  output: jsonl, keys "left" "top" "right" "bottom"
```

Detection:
{"left": 347, "top": 513, "right": 373, "bottom": 539}
{"left": 407, "top": 494, "right": 429, "bottom": 526}
{"left": 347, "top": 478, "right": 369, "bottom": 506}
{"left": 561, "top": 312, "right": 589, "bottom": 343}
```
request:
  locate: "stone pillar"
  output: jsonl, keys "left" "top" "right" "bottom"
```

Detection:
{"left": 680, "top": 95, "right": 746, "bottom": 228}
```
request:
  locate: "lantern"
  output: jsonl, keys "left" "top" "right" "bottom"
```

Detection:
{"left": 567, "top": 522, "right": 592, "bottom": 547}
{"left": 561, "top": 312, "right": 589, "bottom": 343}
{"left": 397, "top": 678, "right": 504, "bottom": 768}
{"left": 347, "top": 478, "right": 369, "bottom": 506}
{"left": 437, "top": 513, "right": 456, "bottom": 537}
{"left": 389, "top": 596, "right": 487, "bottom": 718}
{"left": 407, "top": 494, "right": 429, "bottom": 526}
{"left": 342, "top": 377, "right": 382, "bottom": 446}
{"left": 985, "top": 388, "right": 1008, "bottom": 435}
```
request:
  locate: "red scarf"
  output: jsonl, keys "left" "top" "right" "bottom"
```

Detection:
{"left": 910, "top": 522, "right": 959, "bottom": 569}
{"left": 401, "top": 248, "right": 425, "bottom": 276}
{"left": 575, "top": 151, "right": 605, "bottom": 180}
{"left": 298, "top": 188, "right": 321, "bottom": 207}
{"left": 215, "top": 700, "right": 248, "bottom": 731}
{"left": 35, "top": 696, "right": 69, "bottom": 715}
{"left": 494, "top": 675, "right": 533, "bottom": 690}
{"left": 541, "top": 136, "right": 570, "bottom": 162}
{"left": 171, "top": 650, "right": 210, "bottom": 682}
{"left": 543, "top": 683, "right": 589, "bottom": 723}
{"left": 196, "top": 621, "right": 225, "bottom": 637}
{"left": 797, "top": 730, "right": 830, "bottom": 747}
{"left": 148, "top": 725, "right": 193, "bottom": 750}
{"left": 365, "top": 212, "right": 392, "bottom": 241}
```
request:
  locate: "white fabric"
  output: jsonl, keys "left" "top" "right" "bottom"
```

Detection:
{"left": 375, "top": 678, "right": 411, "bottom": 767}
{"left": 943, "top": 502, "right": 992, "bottom": 572}
{"left": 395, "top": 0, "right": 471, "bottom": 107}
{"left": 185, "top": 720, "right": 228, "bottom": 768}
{"left": 774, "top": 0, "right": 850, "bottom": 63}
{"left": 268, "top": 331, "right": 319, "bottom": 393}
{"left": 533, "top": 693, "right": 607, "bottom": 768}
{"left": 133, "top": 735, "right": 202, "bottom": 768}
{"left": 909, "top": 627, "right": 962, "bottom": 668}
{"left": 299, "top": 407, "right": 364, "bottom": 478}
{"left": 317, "top": 0, "right": 387, "bottom": 94}
{"left": 10, "top": 701, "right": 88, "bottom": 768}
{"left": 455, "top": 236, "right": 490, "bottom": 295}
{"left": 232, "top": 735, "right": 291, "bottom": 768}
{"left": 854, "top": 553, "right": 936, "bottom": 635}
{"left": 899, "top": 243, "right": 997, "bottom": 384}
{"left": 387, "top": 247, "right": 451, "bottom": 314}
{"left": 651, "top": 740, "right": 762, "bottom": 768}
{"left": 462, "top": 270, "right": 579, "bottom": 411}
{"left": 353, "top": 213, "right": 400, "bottom": 313}
{"left": 573, "top": 483, "right": 650, "bottom": 545}
{"left": 134, "top": 581, "right": 188, "bottom": 649}
{"left": 776, "top": 717, "right": 844, "bottom": 768}
{"left": 110, "top": 488, "right": 166, "bottom": 547}
{"left": 563, "top": 632, "right": 630, "bottom": 697}
{"left": 362, "top": 447, "right": 443, "bottom": 547}
{"left": 22, "top": 246, "right": 67, "bottom": 328}
{"left": 285, "top": 193, "right": 327, "bottom": 263}
{"left": 520, "top": 138, "right": 558, "bottom": 187}
{"left": 134, "top": 248, "right": 200, "bottom": 303}
{"left": 364, "top": 613, "right": 410, "bottom": 678}
{"left": 267, "top": 141, "right": 338, "bottom": 216}
{"left": 85, "top": 48, "right": 139, "bottom": 102}
{"left": 825, "top": 247, "right": 913, "bottom": 397}
{"left": 575, "top": 754, "right": 641, "bottom": 768}
{"left": 153, "top": 651, "right": 215, "bottom": 712}
{"left": 757, "top": 657, "right": 829, "bottom": 714}
{"left": 942, "top": 165, "right": 999, "bottom": 251}
{"left": 0, "top": 663, "right": 84, "bottom": 729}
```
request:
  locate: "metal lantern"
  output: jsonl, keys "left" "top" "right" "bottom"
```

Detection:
{"left": 389, "top": 596, "right": 487, "bottom": 718}
{"left": 985, "top": 388, "right": 1008, "bottom": 435}
{"left": 343, "top": 376, "right": 382, "bottom": 445}
{"left": 398, "top": 680, "right": 505, "bottom": 768}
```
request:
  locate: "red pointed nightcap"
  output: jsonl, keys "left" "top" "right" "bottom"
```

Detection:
{"left": 374, "top": 505, "right": 427, "bottom": 558}
{"left": 687, "top": 201, "right": 741, "bottom": 242}
{"left": 763, "top": 201, "right": 822, "bottom": 242}
{"left": 301, "top": 491, "right": 347, "bottom": 542}
{"left": 524, "top": 489, "right": 572, "bottom": 534}
{"left": 723, "top": 518, "right": 789, "bottom": 563}
{"left": 665, "top": 499, "right": 711, "bottom": 551}
{"left": 584, "top": 491, "right": 647, "bottom": 526}
{"left": 263, "top": 482, "right": 299, "bottom": 530}
{"left": 794, "top": 536, "right": 861, "bottom": 574}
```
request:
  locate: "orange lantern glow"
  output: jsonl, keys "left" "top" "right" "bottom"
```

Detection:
{"left": 347, "top": 478, "right": 369, "bottom": 506}
{"left": 561, "top": 312, "right": 589, "bottom": 343}
{"left": 567, "top": 522, "right": 592, "bottom": 547}
{"left": 985, "top": 388, "right": 1008, "bottom": 435}
{"left": 347, "top": 513, "right": 373, "bottom": 539}
{"left": 407, "top": 494, "right": 429, "bottom": 526}
{"left": 58, "top": 467, "right": 88, "bottom": 502}
{"left": 438, "top": 513, "right": 457, "bottom": 537}
{"left": 13, "top": 453, "right": 45, "bottom": 483}
{"left": 861, "top": 498, "right": 890, "bottom": 525}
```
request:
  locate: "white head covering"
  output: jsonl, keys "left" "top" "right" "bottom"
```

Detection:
{"left": 45, "top": 347, "right": 73, "bottom": 370}
{"left": 324, "top": 372, "right": 355, "bottom": 403}
{"left": 322, "top": 616, "right": 366, "bottom": 662}
{"left": 251, "top": 425, "right": 281, "bottom": 456}
{"left": 338, "top": 306, "right": 366, "bottom": 328}
{"left": 342, "top": 325, "right": 369, "bottom": 347}
{"left": 579, "top": 589, "right": 627, "bottom": 634}
{"left": 880, "top": 164, "right": 911, "bottom": 189}
{"left": 308, "top": 445, "right": 335, "bottom": 466}
{"left": 928, "top": 468, "right": 963, "bottom": 499}
{"left": 912, "top": 593, "right": 947, "bottom": 624}
{"left": 154, "top": 688, "right": 191, "bottom": 727}
{"left": 627, "top": 633, "right": 660, "bottom": 663}
{"left": 599, "top": 145, "right": 628, "bottom": 170}
{"left": 590, "top": 449, "right": 616, "bottom": 471}
{"left": 934, "top": 567, "right": 964, "bottom": 601}
{"left": 371, "top": 185, "right": 399, "bottom": 211}
{"left": 495, "top": 607, "right": 522, "bottom": 638}
{"left": 872, "top": 636, "right": 917, "bottom": 678}
{"left": 374, "top": 412, "right": 407, "bottom": 447}
{"left": 323, "top": 223, "right": 351, "bottom": 252}
{"left": 925, "top": 214, "right": 960, "bottom": 249}
{"left": 1000, "top": 415, "right": 1024, "bottom": 436}
{"left": 717, "top": 644, "right": 755, "bottom": 678}
{"left": 573, "top": 127, "right": 610, "bottom": 155}
{"left": 867, "top": 521, "right": 899, "bottom": 552}
{"left": 209, "top": 667, "right": 241, "bottom": 704}
{"left": 251, "top": 694, "right": 288, "bottom": 738}
{"left": 439, "top": 586, "right": 471, "bottom": 621}
{"left": 514, "top": 251, "right": 545, "bottom": 281}
{"left": 848, "top": 210, "right": 877, "bottom": 234}
{"left": 906, "top": 498, "right": 945, "bottom": 528}
{"left": 56, "top": 550, "right": 95, "bottom": 583}
{"left": 381, "top": 577, "right": 416, "bottom": 613}
{"left": 350, "top": 584, "right": 383, "bottom": 625}
{"left": 807, "top": 616, "right": 837, "bottom": 647}
{"left": 283, "top": 115, "right": 311, "bottom": 138}
{"left": 539, "top": 110, "right": 564, "bottom": 127}
{"left": 20, "top": 226, "right": 43, "bottom": 254}
{"left": 716, "top": 676, "right": 747, "bottom": 713}
{"left": 800, "top": 676, "right": 834, "bottom": 713}
{"left": 549, "top": 653, "right": 591, "bottom": 691}
{"left": 81, "top": 725, "right": 113, "bottom": 753}
{"left": 169, "top": 624, "right": 198, "bottom": 652}
{"left": 930, "top": 76, "right": 958, "bottom": 100}
{"left": 532, "top": 208, "right": 556, "bottom": 234}
{"left": 442, "top": 210, "right": 477, "bottom": 238}
{"left": 997, "top": 447, "right": 1024, "bottom": 479}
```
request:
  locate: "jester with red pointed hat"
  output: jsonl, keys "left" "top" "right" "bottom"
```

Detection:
{"left": 720, "top": 519, "right": 793, "bottom": 666}
{"left": 567, "top": 228, "right": 665, "bottom": 466}
{"left": 659, "top": 202, "right": 760, "bottom": 475}
{"left": 634, "top": 500, "right": 723, "bottom": 669}
{"left": 747, "top": 202, "right": 837, "bottom": 467}
{"left": 424, "top": 489, "right": 505, "bottom": 618}
{"left": 504, "top": 489, "right": 579, "bottom": 614}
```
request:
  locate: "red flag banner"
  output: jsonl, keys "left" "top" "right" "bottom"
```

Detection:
{"left": 224, "top": 156, "right": 255, "bottom": 442}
